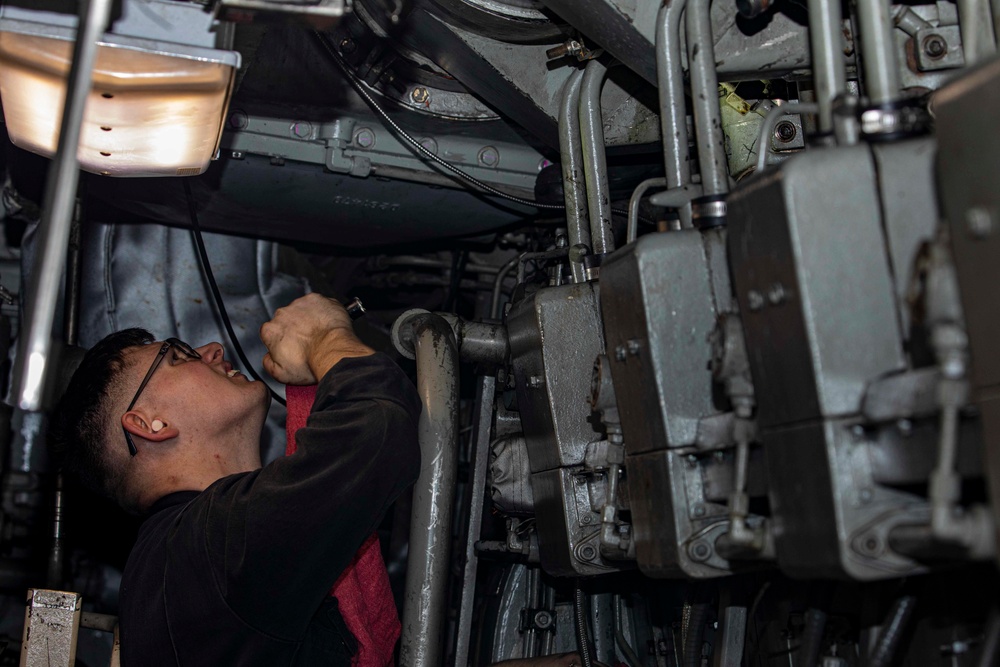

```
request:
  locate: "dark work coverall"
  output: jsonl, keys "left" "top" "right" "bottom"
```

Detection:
{"left": 118, "top": 354, "right": 421, "bottom": 666}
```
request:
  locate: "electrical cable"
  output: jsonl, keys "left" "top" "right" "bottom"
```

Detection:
{"left": 183, "top": 180, "right": 286, "bottom": 407}
{"left": 314, "top": 30, "right": 656, "bottom": 227}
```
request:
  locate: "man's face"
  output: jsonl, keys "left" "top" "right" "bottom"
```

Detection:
{"left": 123, "top": 340, "right": 270, "bottom": 444}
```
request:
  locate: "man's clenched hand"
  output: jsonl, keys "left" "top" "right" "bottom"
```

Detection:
{"left": 260, "top": 293, "right": 374, "bottom": 385}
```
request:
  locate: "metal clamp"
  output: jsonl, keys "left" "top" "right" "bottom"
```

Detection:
{"left": 859, "top": 100, "right": 931, "bottom": 141}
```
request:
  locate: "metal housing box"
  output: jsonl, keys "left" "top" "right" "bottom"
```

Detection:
{"left": 727, "top": 146, "right": 906, "bottom": 428}
{"left": 508, "top": 282, "right": 606, "bottom": 473}
{"left": 599, "top": 231, "right": 722, "bottom": 453}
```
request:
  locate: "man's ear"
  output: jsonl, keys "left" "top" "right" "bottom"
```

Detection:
{"left": 122, "top": 411, "right": 179, "bottom": 443}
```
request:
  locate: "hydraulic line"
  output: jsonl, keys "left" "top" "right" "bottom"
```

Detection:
{"left": 184, "top": 180, "right": 286, "bottom": 407}
{"left": 683, "top": 601, "right": 711, "bottom": 667}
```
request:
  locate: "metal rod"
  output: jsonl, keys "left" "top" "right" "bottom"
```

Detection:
{"left": 579, "top": 60, "right": 615, "bottom": 255}
{"left": 686, "top": 0, "right": 730, "bottom": 197}
{"left": 452, "top": 376, "right": 497, "bottom": 667}
{"left": 855, "top": 0, "right": 901, "bottom": 105}
{"left": 399, "top": 313, "right": 460, "bottom": 667}
{"left": 627, "top": 177, "right": 667, "bottom": 244}
{"left": 656, "top": 0, "right": 694, "bottom": 227}
{"left": 13, "top": 0, "right": 113, "bottom": 412}
{"left": 808, "top": 0, "right": 849, "bottom": 132}
{"left": 559, "top": 70, "right": 592, "bottom": 251}
{"left": 958, "top": 0, "right": 998, "bottom": 64}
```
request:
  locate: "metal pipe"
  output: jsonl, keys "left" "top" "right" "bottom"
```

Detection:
{"left": 13, "top": 0, "right": 113, "bottom": 412}
{"left": 613, "top": 595, "right": 643, "bottom": 667}
{"left": 686, "top": 0, "right": 729, "bottom": 197}
{"left": 855, "top": 0, "right": 901, "bottom": 105}
{"left": 490, "top": 256, "right": 520, "bottom": 319}
{"left": 958, "top": 0, "right": 998, "bottom": 64}
{"left": 869, "top": 596, "right": 917, "bottom": 667}
{"left": 453, "top": 377, "right": 497, "bottom": 667}
{"left": 399, "top": 313, "right": 460, "bottom": 667}
{"left": 559, "top": 70, "right": 592, "bottom": 251}
{"left": 655, "top": 0, "right": 694, "bottom": 227}
{"left": 579, "top": 60, "right": 615, "bottom": 255}
{"left": 809, "top": 0, "right": 849, "bottom": 132}
{"left": 627, "top": 177, "right": 668, "bottom": 244}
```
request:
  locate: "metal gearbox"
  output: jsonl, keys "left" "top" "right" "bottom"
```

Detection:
{"left": 507, "top": 282, "right": 623, "bottom": 576}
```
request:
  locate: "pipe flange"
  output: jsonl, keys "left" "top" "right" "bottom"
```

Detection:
{"left": 859, "top": 100, "right": 930, "bottom": 142}
{"left": 390, "top": 308, "right": 432, "bottom": 360}
{"left": 691, "top": 195, "right": 727, "bottom": 230}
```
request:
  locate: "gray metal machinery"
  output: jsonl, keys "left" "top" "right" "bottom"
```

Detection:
{"left": 4, "top": 0, "right": 1000, "bottom": 665}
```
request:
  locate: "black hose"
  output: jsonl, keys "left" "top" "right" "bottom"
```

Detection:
{"left": 183, "top": 180, "right": 286, "bottom": 406}
{"left": 869, "top": 595, "right": 917, "bottom": 667}
{"left": 798, "top": 607, "right": 828, "bottom": 667}
{"left": 683, "top": 602, "right": 711, "bottom": 667}
{"left": 573, "top": 585, "right": 595, "bottom": 667}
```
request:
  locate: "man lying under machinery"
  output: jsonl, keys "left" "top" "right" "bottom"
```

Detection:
{"left": 1, "top": 0, "right": 1000, "bottom": 665}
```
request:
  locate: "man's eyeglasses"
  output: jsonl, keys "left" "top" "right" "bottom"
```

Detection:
{"left": 123, "top": 338, "right": 201, "bottom": 456}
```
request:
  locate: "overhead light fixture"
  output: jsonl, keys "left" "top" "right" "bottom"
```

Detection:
{"left": 0, "top": 1, "right": 241, "bottom": 177}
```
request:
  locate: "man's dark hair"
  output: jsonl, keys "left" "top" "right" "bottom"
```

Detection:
{"left": 49, "top": 328, "right": 154, "bottom": 511}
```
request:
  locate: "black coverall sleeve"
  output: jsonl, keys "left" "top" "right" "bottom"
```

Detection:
{"left": 198, "top": 352, "right": 421, "bottom": 641}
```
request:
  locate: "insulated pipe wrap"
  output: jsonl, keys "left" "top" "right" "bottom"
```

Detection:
{"left": 398, "top": 313, "right": 460, "bottom": 667}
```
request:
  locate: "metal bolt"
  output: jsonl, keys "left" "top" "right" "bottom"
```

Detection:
{"left": 774, "top": 120, "right": 797, "bottom": 143}
{"left": 692, "top": 503, "right": 706, "bottom": 517}
{"left": 579, "top": 545, "right": 597, "bottom": 561}
{"left": 688, "top": 540, "right": 712, "bottom": 561}
{"left": 686, "top": 455, "right": 699, "bottom": 468}
{"left": 747, "top": 290, "right": 765, "bottom": 311}
{"left": 478, "top": 146, "right": 500, "bottom": 168}
{"left": 713, "top": 451, "right": 725, "bottom": 462}
{"left": 966, "top": 206, "right": 994, "bottom": 239}
{"left": 534, "top": 611, "right": 553, "bottom": 629}
{"left": 851, "top": 424, "right": 866, "bottom": 439}
{"left": 354, "top": 127, "right": 376, "bottom": 149}
{"left": 290, "top": 121, "right": 313, "bottom": 139}
{"left": 418, "top": 137, "right": 438, "bottom": 155}
{"left": 922, "top": 34, "right": 947, "bottom": 60}
{"left": 627, "top": 339, "right": 641, "bottom": 356}
{"left": 859, "top": 487, "right": 873, "bottom": 504}
{"left": 615, "top": 345, "right": 627, "bottom": 362}
{"left": 339, "top": 37, "right": 356, "bottom": 54}
{"left": 897, "top": 418, "right": 913, "bottom": 436}
{"left": 581, "top": 513, "right": 592, "bottom": 525}
{"left": 228, "top": 110, "right": 248, "bottom": 129}
{"left": 528, "top": 375, "right": 544, "bottom": 389}
{"left": 230, "top": 151, "right": 245, "bottom": 160}
{"left": 411, "top": 87, "right": 430, "bottom": 104}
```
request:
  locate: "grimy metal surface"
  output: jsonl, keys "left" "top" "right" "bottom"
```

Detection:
{"left": 935, "top": 56, "right": 1000, "bottom": 561}
{"left": 763, "top": 419, "right": 927, "bottom": 580}
{"left": 20, "top": 589, "right": 82, "bottom": 667}
{"left": 600, "top": 231, "right": 722, "bottom": 454}
{"left": 399, "top": 314, "right": 460, "bottom": 667}
{"left": 508, "top": 282, "right": 606, "bottom": 473}
{"left": 727, "top": 146, "right": 906, "bottom": 428}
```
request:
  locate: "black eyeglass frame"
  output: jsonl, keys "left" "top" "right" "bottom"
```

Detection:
{"left": 123, "top": 338, "right": 201, "bottom": 456}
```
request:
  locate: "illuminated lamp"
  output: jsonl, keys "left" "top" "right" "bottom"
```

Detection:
{"left": 0, "top": 4, "right": 240, "bottom": 177}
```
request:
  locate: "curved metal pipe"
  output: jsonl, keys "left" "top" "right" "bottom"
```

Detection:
{"left": 579, "top": 60, "right": 615, "bottom": 255}
{"left": 686, "top": 0, "right": 729, "bottom": 198}
{"left": 655, "top": 0, "right": 693, "bottom": 226}
{"left": 869, "top": 595, "right": 917, "bottom": 667}
{"left": 627, "top": 177, "right": 668, "bottom": 244}
{"left": 399, "top": 313, "right": 460, "bottom": 667}
{"left": 559, "top": 70, "right": 592, "bottom": 251}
